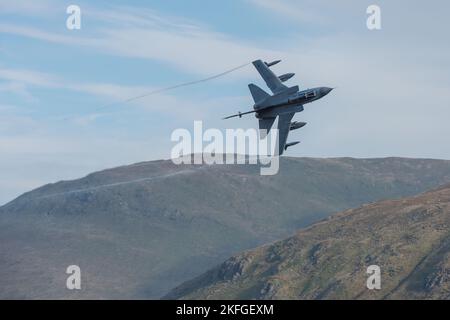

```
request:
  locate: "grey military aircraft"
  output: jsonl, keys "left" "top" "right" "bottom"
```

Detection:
{"left": 224, "top": 59, "right": 333, "bottom": 155}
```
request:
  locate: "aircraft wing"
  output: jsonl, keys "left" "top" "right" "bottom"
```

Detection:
{"left": 258, "top": 117, "right": 276, "bottom": 138}
{"left": 252, "top": 60, "right": 287, "bottom": 94}
{"left": 277, "top": 112, "right": 295, "bottom": 155}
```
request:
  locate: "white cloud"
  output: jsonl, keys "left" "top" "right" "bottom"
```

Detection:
{"left": 0, "top": 67, "right": 58, "bottom": 87}
{"left": 247, "top": 0, "right": 325, "bottom": 23}
{"left": 0, "top": 5, "right": 280, "bottom": 76}
{"left": 0, "top": 23, "right": 99, "bottom": 46}
{"left": 0, "top": 0, "right": 58, "bottom": 15}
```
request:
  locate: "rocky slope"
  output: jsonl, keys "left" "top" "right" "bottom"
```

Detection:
{"left": 166, "top": 184, "right": 450, "bottom": 299}
{"left": 1, "top": 156, "right": 450, "bottom": 299}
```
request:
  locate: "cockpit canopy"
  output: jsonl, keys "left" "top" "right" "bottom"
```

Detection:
{"left": 305, "top": 90, "right": 317, "bottom": 99}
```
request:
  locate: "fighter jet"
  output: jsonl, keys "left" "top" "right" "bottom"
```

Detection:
{"left": 224, "top": 59, "right": 333, "bottom": 155}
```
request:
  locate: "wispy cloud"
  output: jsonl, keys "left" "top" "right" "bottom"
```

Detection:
{"left": 0, "top": 81, "right": 36, "bottom": 101}
{"left": 0, "top": 23, "right": 99, "bottom": 46}
{"left": 247, "top": 0, "right": 325, "bottom": 23}
{"left": 0, "top": 3, "right": 281, "bottom": 76}
{"left": 0, "top": 0, "right": 57, "bottom": 15}
{"left": 0, "top": 67, "right": 58, "bottom": 87}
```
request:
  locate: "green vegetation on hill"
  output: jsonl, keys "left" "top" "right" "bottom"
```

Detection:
{"left": 166, "top": 184, "right": 450, "bottom": 299}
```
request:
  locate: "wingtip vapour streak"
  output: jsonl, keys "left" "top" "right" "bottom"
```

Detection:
{"left": 96, "top": 62, "right": 252, "bottom": 112}
{"left": 31, "top": 165, "right": 210, "bottom": 200}
{"left": 62, "top": 62, "right": 251, "bottom": 121}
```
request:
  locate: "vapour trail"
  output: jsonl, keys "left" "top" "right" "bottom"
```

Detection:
{"left": 95, "top": 61, "right": 251, "bottom": 112}
{"left": 30, "top": 165, "right": 209, "bottom": 200}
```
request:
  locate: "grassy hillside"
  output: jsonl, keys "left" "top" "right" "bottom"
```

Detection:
{"left": 166, "top": 184, "right": 450, "bottom": 299}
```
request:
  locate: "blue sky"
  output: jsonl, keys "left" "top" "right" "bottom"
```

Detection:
{"left": 1, "top": 0, "right": 450, "bottom": 204}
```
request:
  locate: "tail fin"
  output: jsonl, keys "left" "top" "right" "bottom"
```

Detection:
{"left": 248, "top": 83, "right": 270, "bottom": 103}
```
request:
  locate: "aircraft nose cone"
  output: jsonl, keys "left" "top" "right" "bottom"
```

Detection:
{"left": 321, "top": 87, "right": 333, "bottom": 95}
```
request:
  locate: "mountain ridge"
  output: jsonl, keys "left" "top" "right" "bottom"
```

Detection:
{"left": 1, "top": 156, "right": 450, "bottom": 299}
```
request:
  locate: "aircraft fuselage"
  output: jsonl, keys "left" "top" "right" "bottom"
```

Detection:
{"left": 255, "top": 86, "right": 333, "bottom": 118}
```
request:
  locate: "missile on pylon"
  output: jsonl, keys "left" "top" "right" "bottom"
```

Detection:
{"left": 279, "top": 73, "right": 295, "bottom": 82}
{"left": 289, "top": 121, "right": 307, "bottom": 131}
{"left": 284, "top": 141, "right": 300, "bottom": 150}
{"left": 264, "top": 60, "right": 281, "bottom": 67}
